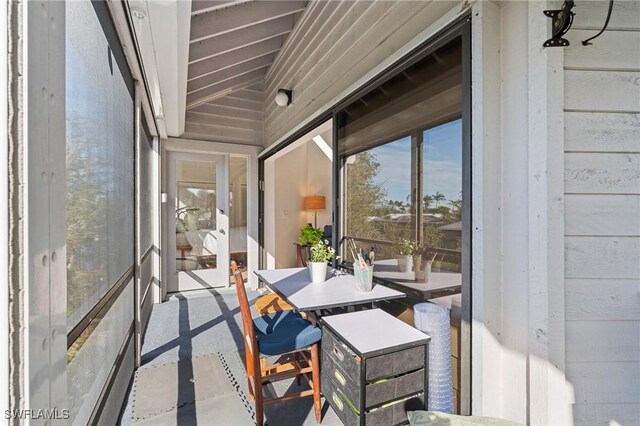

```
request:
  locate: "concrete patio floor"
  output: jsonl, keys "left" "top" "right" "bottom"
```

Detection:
{"left": 119, "top": 287, "right": 341, "bottom": 426}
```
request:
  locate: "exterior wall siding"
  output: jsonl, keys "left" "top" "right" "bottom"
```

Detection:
{"left": 263, "top": 0, "right": 463, "bottom": 148}
{"left": 563, "top": 1, "right": 640, "bottom": 424}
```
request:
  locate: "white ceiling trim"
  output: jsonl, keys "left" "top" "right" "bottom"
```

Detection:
{"left": 127, "top": 0, "right": 191, "bottom": 138}
{"left": 191, "top": 0, "right": 254, "bottom": 17}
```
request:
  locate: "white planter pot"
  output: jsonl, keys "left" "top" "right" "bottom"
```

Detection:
{"left": 309, "top": 262, "right": 328, "bottom": 283}
{"left": 397, "top": 255, "right": 413, "bottom": 273}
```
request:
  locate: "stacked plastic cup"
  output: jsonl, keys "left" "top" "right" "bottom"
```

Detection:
{"left": 413, "top": 302, "right": 453, "bottom": 413}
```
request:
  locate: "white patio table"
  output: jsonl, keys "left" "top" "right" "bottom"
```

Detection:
{"left": 254, "top": 267, "right": 405, "bottom": 312}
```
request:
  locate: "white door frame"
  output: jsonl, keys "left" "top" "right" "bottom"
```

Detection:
{"left": 161, "top": 138, "right": 261, "bottom": 293}
{"left": 166, "top": 151, "right": 230, "bottom": 292}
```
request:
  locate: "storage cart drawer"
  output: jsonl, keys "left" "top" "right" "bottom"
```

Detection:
{"left": 323, "top": 371, "right": 426, "bottom": 426}
{"left": 366, "top": 344, "right": 426, "bottom": 381}
{"left": 322, "top": 328, "right": 361, "bottom": 380}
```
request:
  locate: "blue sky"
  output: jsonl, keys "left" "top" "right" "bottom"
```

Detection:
{"left": 370, "top": 119, "right": 462, "bottom": 203}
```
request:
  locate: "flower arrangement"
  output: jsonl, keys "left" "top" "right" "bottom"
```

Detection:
{"left": 396, "top": 238, "right": 416, "bottom": 256}
{"left": 309, "top": 240, "right": 337, "bottom": 263}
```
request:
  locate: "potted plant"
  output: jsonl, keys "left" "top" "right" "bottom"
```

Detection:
{"left": 308, "top": 240, "right": 337, "bottom": 283}
{"left": 395, "top": 238, "right": 415, "bottom": 273}
{"left": 298, "top": 224, "right": 323, "bottom": 246}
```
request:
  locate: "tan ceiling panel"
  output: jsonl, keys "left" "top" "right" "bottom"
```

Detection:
{"left": 190, "top": 103, "right": 263, "bottom": 122}
{"left": 188, "top": 38, "right": 281, "bottom": 80}
{"left": 189, "top": 14, "right": 296, "bottom": 63}
{"left": 185, "top": 0, "right": 308, "bottom": 144}
{"left": 190, "top": 1, "right": 306, "bottom": 43}
{"left": 191, "top": 1, "right": 253, "bottom": 15}
{"left": 187, "top": 69, "right": 266, "bottom": 109}
{"left": 188, "top": 55, "right": 273, "bottom": 93}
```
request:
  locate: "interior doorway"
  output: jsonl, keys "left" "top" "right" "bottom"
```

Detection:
{"left": 166, "top": 153, "right": 249, "bottom": 292}
{"left": 262, "top": 120, "right": 333, "bottom": 269}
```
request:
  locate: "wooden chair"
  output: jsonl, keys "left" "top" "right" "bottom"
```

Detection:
{"left": 255, "top": 293, "right": 294, "bottom": 315}
{"left": 231, "top": 262, "right": 322, "bottom": 426}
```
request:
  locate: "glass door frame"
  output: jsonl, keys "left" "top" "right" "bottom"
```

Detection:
{"left": 258, "top": 15, "right": 471, "bottom": 414}
{"left": 166, "top": 151, "right": 229, "bottom": 292}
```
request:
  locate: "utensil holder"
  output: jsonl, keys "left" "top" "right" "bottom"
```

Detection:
{"left": 353, "top": 263, "right": 374, "bottom": 292}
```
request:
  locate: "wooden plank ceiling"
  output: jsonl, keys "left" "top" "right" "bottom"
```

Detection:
{"left": 184, "top": 0, "right": 307, "bottom": 144}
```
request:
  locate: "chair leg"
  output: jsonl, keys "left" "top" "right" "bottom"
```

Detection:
{"left": 310, "top": 343, "right": 322, "bottom": 424}
{"left": 252, "top": 353, "right": 265, "bottom": 426}
{"left": 247, "top": 377, "right": 255, "bottom": 401}
{"left": 294, "top": 353, "right": 301, "bottom": 386}
{"left": 254, "top": 375, "right": 264, "bottom": 426}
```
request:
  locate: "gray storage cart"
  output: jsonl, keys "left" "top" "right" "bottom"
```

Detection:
{"left": 320, "top": 309, "right": 431, "bottom": 425}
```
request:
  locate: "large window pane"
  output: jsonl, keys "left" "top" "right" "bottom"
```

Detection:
{"left": 140, "top": 118, "right": 154, "bottom": 254}
{"left": 338, "top": 34, "right": 466, "bottom": 414}
{"left": 344, "top": 137, "right": 413, "bottom": 260}
{"left": 66, "top": 0, "right": 135, "bottom": 422}
{"left": 174, "top": 159, "right": 218, "bottom": 272}
{"left": 423, "top": 120, "right": 462, "bottom": 273}
{"left": 66, "top": 0, "right": 134, "bottom": 330}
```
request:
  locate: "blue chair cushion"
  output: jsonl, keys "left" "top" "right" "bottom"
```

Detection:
{"left": 253, "top": 311, "right": 321, "bottom": 356}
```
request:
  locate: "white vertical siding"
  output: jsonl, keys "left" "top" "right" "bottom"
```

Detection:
{"left": 263, "top": 0, "right": 464, "bottom": 148}
{"left": 563, "top": 1, "right": 640, "bottom": 423}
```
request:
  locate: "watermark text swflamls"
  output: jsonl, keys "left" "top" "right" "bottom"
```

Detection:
{"left": 5, "top": 409, "right": 70, "bottom": 420}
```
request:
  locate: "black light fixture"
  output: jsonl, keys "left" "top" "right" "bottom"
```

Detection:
{"left": 582, "top": 0, "right": 615, "bottom": 46}
{"left": 543, "top": 0, "right": 575, "bottom": 47}
{"left": 275, "top": 89, "right": 292, "bottom": 107}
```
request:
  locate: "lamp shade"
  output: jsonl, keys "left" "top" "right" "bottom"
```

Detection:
{"left": 304, "top": 195, "right": 325, "bottom": 210}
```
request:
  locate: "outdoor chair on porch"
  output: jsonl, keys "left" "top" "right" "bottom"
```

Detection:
{"left": 231, "top": 262, "right": 322, "bottom": 426}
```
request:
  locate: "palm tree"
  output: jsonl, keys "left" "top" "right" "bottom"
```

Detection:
{"left": 448, "top": 199, "right": 462, "bottom": 212}
{"left": 423, "top": 194, "right": 433, "bottom": 211}
{"left": 433, "top": 192, "right": 446, "bottom": 208}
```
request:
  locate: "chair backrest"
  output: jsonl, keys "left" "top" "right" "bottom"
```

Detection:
{"left": 230, "top": 262, "right": 259, "bottom": 365}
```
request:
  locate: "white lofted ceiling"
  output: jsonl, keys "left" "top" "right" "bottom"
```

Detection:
{"left": 183, "top": 0, "right": 308, "bottom": 144}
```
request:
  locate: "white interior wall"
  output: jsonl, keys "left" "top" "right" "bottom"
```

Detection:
{"left": 274, "top": 144, "right": 309, "bottom": 268}
{"left": 264, "top": 122, "right": 333, "bottom": 270}
{"left": 305, "top": 129, "right": 333, "bottom": 230}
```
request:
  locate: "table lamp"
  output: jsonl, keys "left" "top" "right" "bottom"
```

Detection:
{"left": 304, "top": 195, "right": 326, "bottom": 228}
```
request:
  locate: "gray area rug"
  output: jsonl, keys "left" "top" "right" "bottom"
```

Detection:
{"left": 132, "top": 352, "right": 254, "bottom": 423}
{"left": 120, "top": 288, "right": 341, "bottom": 426}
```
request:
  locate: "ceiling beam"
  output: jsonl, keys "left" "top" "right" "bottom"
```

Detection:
{"left": 186, "top": 111, "right": 263, "bottom": 131}
{"left": 188, "top": 38, "right": 281, "bottom": 80}
{"left": 188, "top": 55, "right": 272, "bottom": 93}
{"left": 204, "top": 96, "right": 262, "bottom": 112}
{"left": 182, "top": 122, "right": 263, "bottom": 145}
{"left": 187, "top": 71, "right": 265, "bottom": 109}
{"left": 246, "top": 81, "right": 265, "bottom": 92}
{"left": 190, "top": 0, "right": 306, "bottom": 43}
{"left": 189, "top": 14, "right": 295, "bottom": 64}
{"left": 190, "top": 103, "right": 263, "bottom": 121}
{"left": 191, "top": 0, "right": 253, "bottom": 16}
{"left": 226, "top": 88, "right": 263, "bottom": 103}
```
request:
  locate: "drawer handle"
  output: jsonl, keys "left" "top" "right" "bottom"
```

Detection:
{"left": 334, "top": 370, "right": 346, "bottom": 386}
{"left": 331, "top": 392, "right": 344, "bottom": 411}
{"left": 332, "top": 344, "right": 344, "bottom": 362}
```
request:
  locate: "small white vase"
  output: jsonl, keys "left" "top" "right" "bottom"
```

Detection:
{"left": 397, "top": 255, "right": 413, "bottom": 273}
{"left": 309, "top": 262, "right": 328, "bottom": 283}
